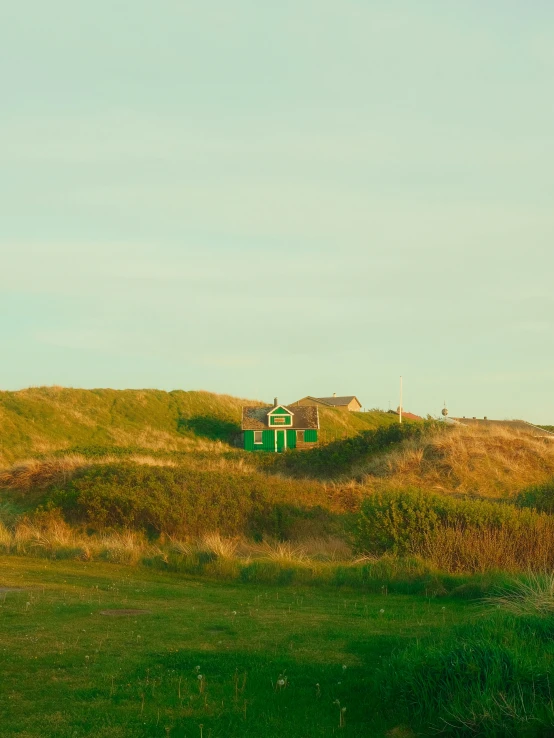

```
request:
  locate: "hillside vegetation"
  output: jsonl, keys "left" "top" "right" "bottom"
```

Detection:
{"left": 358, "top": 422, "right": 554, "bottom": 498}
{"left": 3, "top": 387, "right": 554, "bottom": 574}
{"left": 0, "top": 386, "right": 399, "bottom": 465}
{"left": 4, "top": 390, "right": 554, "bottom": 737}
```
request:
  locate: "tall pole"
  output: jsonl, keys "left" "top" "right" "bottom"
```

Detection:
{"left": 399, "top": 376, "right": 403, "bottom": 424}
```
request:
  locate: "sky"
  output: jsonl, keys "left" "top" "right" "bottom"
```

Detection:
{"left": 1, "top": 1, "right": 553, "bottom": 421}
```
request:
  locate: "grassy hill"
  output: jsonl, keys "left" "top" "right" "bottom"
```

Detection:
{"left": 0, "top": 386, "right": 400, "bottom": 465}
{"left": 3, "top": 392, "right": 554, "bottom": 737}
{"left": 4, "top": 387, "right": 554, "bottom": 575}
{"left": 356, "top": 422, "right": 554, "bottom": 498}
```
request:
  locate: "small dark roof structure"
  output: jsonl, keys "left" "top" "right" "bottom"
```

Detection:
{"left": 242, "top": 405, "right": 319, "bottom": 431}
{"left": 453, "top": 418, "right": 554, "bottom": 438}
{"left": 388, "top": 408, "right": 423, "bottom": 421}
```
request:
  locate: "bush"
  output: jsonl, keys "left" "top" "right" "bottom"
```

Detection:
{"left": 44, "top": 463, "right": 342, "bottom": 540}
{"left": 355, "top": 488, "right": 554, "bottom": 572}
{"left": 264, "top": 421, "right": 442, "bottom": 479}
{"left": 356, "top": 489, "right": 531, "bottom": 555}
{"left": 516, "top": 479, "right": 554, "bottom": 513}
{"left": 48, "top": 463, "right": 269, "bottom": 537}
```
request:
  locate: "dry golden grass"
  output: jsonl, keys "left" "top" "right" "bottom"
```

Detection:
{"left": 293, "top": 536, "right": 352, "bottom": 561}
{"left": 2, "top": 517, "right": 150, "bottom": 564}
{"left": 358, "top": 423, "right": 554, "bottom": 498}
{"left": 128, "top": 455, "right": 178, "bottom": 467}
{"left": 0, "top": 518, "right": 354, "bottom": 569}
{"left": 201, "top": 532, "right": 240, "bottom": 559}
{"left": 0, "top": 455, "right": 89, "bottom": 492}
{"left": 413, "top": 521, "right": 554, "bottom": 573}
{"left": 2, "top": 512, "right": 553, "bottom": 574}
{"left": 256, "top": 540, "right": 309, "bottom": 564}
{"left": 0, "top": 450, "right": 257, "bottom": 495}
{"left": 0, "top": 521, "right": 12, "bottom": 549}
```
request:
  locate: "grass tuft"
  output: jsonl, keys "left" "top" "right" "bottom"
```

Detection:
{"left": 486, "top": 572, "right": 554, "bottom": 615}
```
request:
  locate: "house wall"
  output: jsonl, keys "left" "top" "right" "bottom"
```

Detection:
{"left": 269, "top": 414, "right": 292, "bottom": 426}
{"left": 346, "top": 399, "right": 362, "bottom": 411}
{"left": 243, "top": 429, "right": 275, "bottom": 452}
{"left": 243, "top": 429, "right": 318, "bottom": 452}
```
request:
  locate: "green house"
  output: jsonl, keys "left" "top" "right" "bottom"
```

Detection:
{"left": 242, "top": 399, "right": 319, "bottom": 452}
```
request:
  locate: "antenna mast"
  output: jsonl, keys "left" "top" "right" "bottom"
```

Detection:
{"left": 399, "top": 376, "right": 403, "bottom": 424}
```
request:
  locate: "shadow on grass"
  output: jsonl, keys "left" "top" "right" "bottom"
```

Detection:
{"left": 178, "top": 414, "right": 241, "bottom": 443}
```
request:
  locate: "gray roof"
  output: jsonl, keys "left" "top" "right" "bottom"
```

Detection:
{"left": 316, "top": 395, "right": 361, "bottom": 407}
{"left": 242, "top": 405, "right": 319, "bottom": 430}
{"left": 453, "top": 418, "right": 554, "bottom": 438}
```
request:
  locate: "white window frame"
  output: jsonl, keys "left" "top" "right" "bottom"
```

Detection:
{"left": 254, "top": 430, "right": 263, "bottom": 444}
{"left": 270, "top": 415, "right": 290, "bottom": 426}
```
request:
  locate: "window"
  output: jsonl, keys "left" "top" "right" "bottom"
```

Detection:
{"left": 254, "top": 431, "right": 263, "bottom": 444}
{"left": 271, "top": 416, "right": 287, "bottom": 425}
{"left": 296, "top": 430, "right": 305, "bottom": 442}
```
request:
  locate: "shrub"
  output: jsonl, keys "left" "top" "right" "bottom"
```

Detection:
{"left": 48, "top": 463, "right": 269, "bottom": 537}
{"left": 264, "top": 421, "right": 441, "bottom": 479}
{"left": 355, "top": 488, "right": 554, "bottom": 572}
{"left": 516, "top": 479, "right": 554, "bottom": 513}
{"left": 43, "top": 463, "right": 343, "bottom": 540}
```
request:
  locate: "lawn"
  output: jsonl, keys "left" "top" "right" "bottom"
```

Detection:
{"left": 0, "top": 557, "right": 475, "bottom": 737}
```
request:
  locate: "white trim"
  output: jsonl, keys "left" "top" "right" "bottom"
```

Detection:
{"left": 267, "top": 405, "right": 294, "bottom": 416}
{"left": 269, "top": 416, "right": 292, "bottom": 427}
{"left": 274, "top": 428, "right": 287, "bottom": 453}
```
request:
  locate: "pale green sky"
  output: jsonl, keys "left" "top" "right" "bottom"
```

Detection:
{"left": 1, "top": 2, "right": 553, "bottom": 420}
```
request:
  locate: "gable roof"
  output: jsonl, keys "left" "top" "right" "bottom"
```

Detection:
{"left": 242, "top": 405, "right": 319, "bottom": 430}
{"left": 316, "top": 395, "right": 361, "bottom": 407}
{"left": 267, "top": 404, "right": 294, "bottom": 415}
{"left": 293, "top": 396, "right": 335, "bottom": 407}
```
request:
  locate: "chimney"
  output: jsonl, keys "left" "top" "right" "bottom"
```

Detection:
{"left": 333, "top": 392, "right": 336, "bottom": 397}
{"left": 274, "top": 397, "right": 278, "bottom": 407}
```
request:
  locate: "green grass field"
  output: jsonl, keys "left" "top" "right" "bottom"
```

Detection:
{"left": 0, "top": 557, "right": 475, "bottom": 738}
{"left": 4, "top": 389, "right": 554, "bottom": 736}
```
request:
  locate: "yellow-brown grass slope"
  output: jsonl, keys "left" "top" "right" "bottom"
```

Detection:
{"left": 357, "top": 423, "right": 554, "bottom": 498}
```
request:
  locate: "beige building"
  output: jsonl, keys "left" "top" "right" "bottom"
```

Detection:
{"left": 291, "top": 394, "right": 362, "bottom": 412}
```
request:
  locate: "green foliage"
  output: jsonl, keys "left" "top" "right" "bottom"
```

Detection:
{"left": 177, "top": 415, "right": 241, "bottom": 442}
{"left": 265, "top": 421, "right": 439, "bottom": 479}
{"left": 48, "top": 464, "right": 266, "bottom": 537}
{"left": 356, "top": 488, "right": 547, "bottom": 556}
{"left": 43, "top": 463, "right": 339, "bottom": 540}
{"left": 516, "top": 479, "right": 554, "bottom": 513}
{"left": 379, "top": 614, "right": 554, "bottom": 735}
